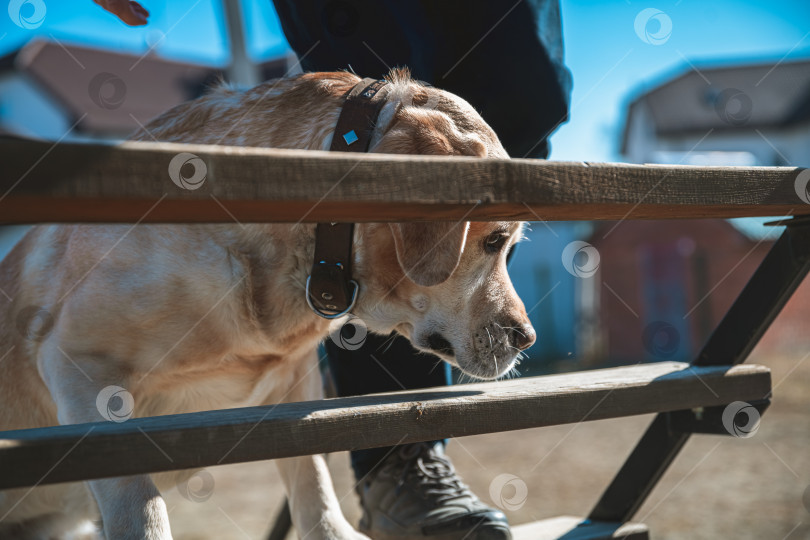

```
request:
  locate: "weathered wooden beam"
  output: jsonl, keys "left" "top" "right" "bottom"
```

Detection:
{"left": 512, "top": 516, "right": 648, "bottom": 540}
{"left": 0, "top": 362, "right": 770, "bottom": 489}
{"left": 1, "top": 137, "right": 807, "bottom": 223}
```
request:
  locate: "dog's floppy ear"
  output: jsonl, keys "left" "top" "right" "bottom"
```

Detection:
{"left": 389, "top": 222, "right": 469, "bottom": 286}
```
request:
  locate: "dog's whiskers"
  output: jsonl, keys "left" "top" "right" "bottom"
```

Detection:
{"left": 376, "top": 333, "right": 399, "bottom": 355}
{"left": 506, "top": 344, "right": 526, "bottom": 356}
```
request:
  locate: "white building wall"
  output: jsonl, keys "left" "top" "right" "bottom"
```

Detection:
{"left": 0, "top": 74, "right": 73, "bottom": 139}
{"left": 654, "top": 128, "right": 810, "bottom": 167}
{"left": 625, "top": 114, "right": 810, "bottom": 167}
{"left": 624, "top": 102, "right": 658, "bottom": 164}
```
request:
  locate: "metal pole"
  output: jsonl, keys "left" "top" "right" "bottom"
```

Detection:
{"left": 589, "top": 219, "right": 810, "bottom": 522}
{"left": 222, "top": 0, "right": 260, "bottom": 87}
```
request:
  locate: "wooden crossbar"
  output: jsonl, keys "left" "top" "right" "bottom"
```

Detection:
{"left": 0, "top": 362, "right": 770, "bottom": 490}
{"left": 513, "top": 516, "right": 648, "bottom": 540}
{"left": 1, "top": 137, "right": 807, "bottom": 223}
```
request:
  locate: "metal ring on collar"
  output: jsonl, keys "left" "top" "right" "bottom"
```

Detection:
{"left": 305, "top": 276, "right": 359, "bottom": 319}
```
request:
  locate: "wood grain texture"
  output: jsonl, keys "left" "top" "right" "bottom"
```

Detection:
{"left": 0, "top": 362, "right": 770, "bottom": 489}
{"left": 1, "top": 137, "right": 808, "bottom": 223}
{"left": 512, "top": 516, "right": 649, "bottom": 540}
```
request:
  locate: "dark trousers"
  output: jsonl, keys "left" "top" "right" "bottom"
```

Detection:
{"left": 273, "top": 0, "right": 572, "bottom": 480}
{"left": 324, "top": 335, "right": 450, "bottom": 478}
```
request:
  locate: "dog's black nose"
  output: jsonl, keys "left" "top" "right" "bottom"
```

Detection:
{"left": 509, "top": 322, "right": 536, "bottom": 351}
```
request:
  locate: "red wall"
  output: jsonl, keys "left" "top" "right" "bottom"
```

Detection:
{"left": 588, "top": 220, "right": 806, "bottom": 364}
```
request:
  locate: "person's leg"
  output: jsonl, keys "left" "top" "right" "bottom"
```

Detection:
{"left": 324, "top": 332, "right": 450, "bottom": 478}
{"left": 327, "top": 332, "right": 511, "bottom": 538}
{"left": 272, "top": 0, "right": 571, "bottom": 159}
{"left": 272, "top": 2, "right": 570, "bottom": 537}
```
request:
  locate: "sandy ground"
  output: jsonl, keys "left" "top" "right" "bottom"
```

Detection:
{"left": 161, "top": 346, "right": 810, "bottom": 540}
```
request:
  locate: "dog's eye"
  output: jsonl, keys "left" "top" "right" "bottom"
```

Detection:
{"left": 484, "top": 232, "right": 509, "bottom": 254}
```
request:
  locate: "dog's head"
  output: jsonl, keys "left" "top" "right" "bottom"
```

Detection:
{"left": 352, "top": 70, "right": 535, "bottom": 380}
{"left": 369, "top": 68, "right": 508, "bottom": 160}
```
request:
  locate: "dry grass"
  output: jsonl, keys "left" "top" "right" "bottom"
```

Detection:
{"left": 165, "top": 348, "right": 810, "bottom": 539}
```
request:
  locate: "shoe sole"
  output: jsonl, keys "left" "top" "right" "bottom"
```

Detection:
{"left": 359, "top": 525, "right": 512, "bottom": 540}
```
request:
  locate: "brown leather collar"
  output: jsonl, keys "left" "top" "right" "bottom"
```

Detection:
{"left": 306, "top": 78, "right": 391, "bottom": 319}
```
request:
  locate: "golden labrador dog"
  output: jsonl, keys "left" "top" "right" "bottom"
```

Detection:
{"left": 0, "top": 69, "right": 535, "bottom": 539}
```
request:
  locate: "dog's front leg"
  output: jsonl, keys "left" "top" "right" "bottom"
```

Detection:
{"left": 40, "top": 349, "right": 172, "bottom": 540}
{"left": 273, "top": 349, "right": 369, "bottom": 540}
{"left": 277, "top": 454, "right": 368, "bottom": 540}
{"left": 87, "top": 476, "right": 171, "bottom": 540}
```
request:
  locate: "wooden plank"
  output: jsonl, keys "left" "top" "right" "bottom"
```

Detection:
{"left": 512, "top": 516, "right": 648, "bottom": 540}
{"left": 0, "top": 362, "right": 769, "bottom": 489}
{"left": 1, "top": 137, "right": 807, "bottom": 223}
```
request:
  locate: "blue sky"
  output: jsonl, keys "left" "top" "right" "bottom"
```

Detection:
{"left": 2, "top": 0, "right": 809, "bottom": 162}
{"left": 554, "top": 0, "right": 810, "bottom": 161}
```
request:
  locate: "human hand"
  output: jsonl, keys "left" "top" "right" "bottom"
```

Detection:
{"left": 93, "top": 0, "right": 149, "bottom": 26}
